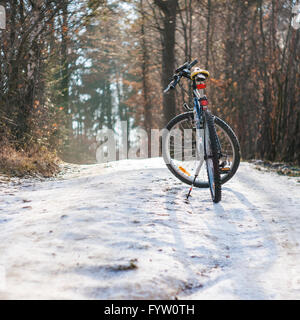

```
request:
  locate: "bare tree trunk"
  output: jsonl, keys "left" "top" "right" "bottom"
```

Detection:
{"left": 141, "top": 0, "right": 152, "bottom": 131}
{"left": 61, "top": 0, "right": 69, "bottom": 110}
{"left": 140, "top": 0, "right": 152, "bottom": 155}
{"left": 154, "top": 0, "right": 178, "bottom": 123}
{"left": 205, "top": 0, "right": 211, "bottom": 69}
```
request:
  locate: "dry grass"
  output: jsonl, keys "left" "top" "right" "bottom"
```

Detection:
{"left": 250, "top": 159, "right": 300, "bottom": 177}
{"left": 0, "top": 145, "right": 61, "bottom": 178}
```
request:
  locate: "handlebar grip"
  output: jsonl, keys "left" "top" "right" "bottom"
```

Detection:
{"left": 188, "top": 59, "right": 198, "bottom": 69}
{"left": 163, "top": 84, "right": 171, "bottom": 93}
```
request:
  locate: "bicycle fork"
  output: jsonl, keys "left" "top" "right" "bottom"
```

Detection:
{"left": 186, "top": 119, "right": 205, "bottom": 200}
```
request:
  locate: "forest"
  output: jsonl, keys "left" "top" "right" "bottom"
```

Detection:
{"left": 0, "top": 0, "right": 299, "bottom": 176}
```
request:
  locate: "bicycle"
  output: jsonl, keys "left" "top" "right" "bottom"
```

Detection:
{"left": 162, "top": 59, "right": 240, "bottom": 203}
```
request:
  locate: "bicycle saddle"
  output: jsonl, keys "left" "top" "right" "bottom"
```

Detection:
{"left": 191, "top": 67, "right": 210, "bottom": 81}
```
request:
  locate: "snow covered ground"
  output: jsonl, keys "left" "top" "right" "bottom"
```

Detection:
{"left": 0, "top": 158, "right": 299, "bottom": 300}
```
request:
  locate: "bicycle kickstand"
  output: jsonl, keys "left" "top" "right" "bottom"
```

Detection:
{"left": 186, "top": 158, "right": 203, "bottom": 200}
{"left": 186, "top": 175, "right": 198, "bottom": 200}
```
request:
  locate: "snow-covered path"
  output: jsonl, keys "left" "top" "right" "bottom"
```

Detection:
{"left": 0, "top": 158, "right": 299, "bottom": 300}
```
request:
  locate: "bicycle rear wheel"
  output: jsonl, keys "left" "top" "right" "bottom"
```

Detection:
{"left": 162, "top": 111, "right": 240, "bottom": 188}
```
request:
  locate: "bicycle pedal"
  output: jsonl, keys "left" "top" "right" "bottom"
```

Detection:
{"left": 220, "top": 167, "right": 230, "bottom": 173}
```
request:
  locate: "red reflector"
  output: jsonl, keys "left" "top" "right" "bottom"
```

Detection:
{"left": 197, "top": 84, "right": 206, "bottom": 89}
{"left": 201, "top": 100, "right": 208, "bottom": 106}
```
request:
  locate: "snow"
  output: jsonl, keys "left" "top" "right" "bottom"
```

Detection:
{"left": 0, "top": 158, "right": 299, "bottom": 300}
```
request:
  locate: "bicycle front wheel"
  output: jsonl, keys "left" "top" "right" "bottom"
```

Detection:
{"left": 204, "top": 110, "right": 221, "bottom": 203}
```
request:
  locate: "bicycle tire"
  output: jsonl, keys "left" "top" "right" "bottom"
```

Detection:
{"left": 203, "top": 110, "right": 221, "bottom": 203}
{"left": 162, "top": 111, "right": 240, "bottom": 188}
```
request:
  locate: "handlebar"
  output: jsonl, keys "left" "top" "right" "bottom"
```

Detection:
{"left": 164, "top": 59, "right": 198, "bottom": 93}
